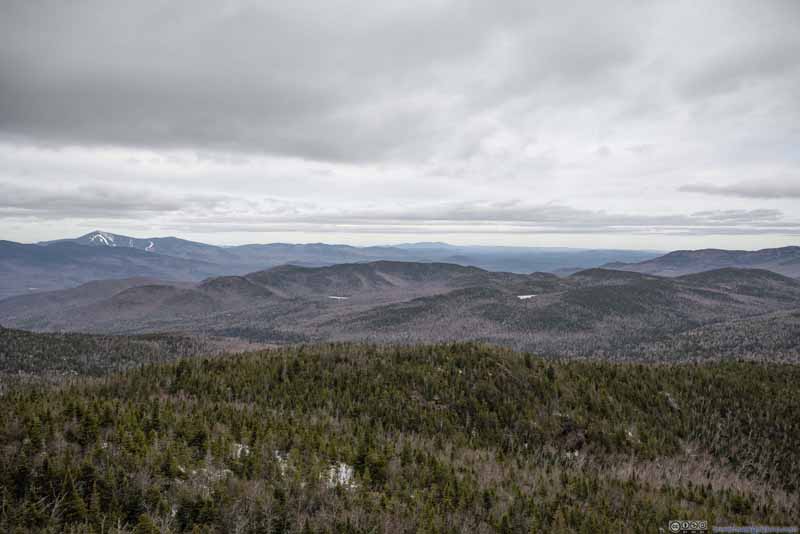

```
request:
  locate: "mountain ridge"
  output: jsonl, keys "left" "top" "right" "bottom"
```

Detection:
{"left": 606, "top": 246, "right": 800, "bottom": 277}
{"left": 0, "top": 231, "right": 659, "bottom": 298}
{"left": 2, "top": 261, "right": 798, "bottom": 361}
{"left": 0, "top": 240, "right": 223, "bottom": 299}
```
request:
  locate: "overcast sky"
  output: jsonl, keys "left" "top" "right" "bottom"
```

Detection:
{"left": 1, "top": 0, "right": 798, "bottom": 249}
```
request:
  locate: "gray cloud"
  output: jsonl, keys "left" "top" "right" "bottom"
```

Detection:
{"left": 680, "top": 182, "right": 800, "bottom": 199}
{"left": 680, "top": 37, "right": 800, "bottom": 101}
{"left": 4, "top": 179, "right": 795, "bottom": 236}
{"left": 0, "top": 1, "right": 500, "bottom": 160}
{"left": 0, "top": 1, "right": 798, "bottom": 248}
{"left": 0, "top": 1, "right": 677, "bottom": 161}
{"left": 0, "top": 181, "right": 223, "bottom": 219}
{"left": 99, "top": 196, "right": 800, "bottom": 236}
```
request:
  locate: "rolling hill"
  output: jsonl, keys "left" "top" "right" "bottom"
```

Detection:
{"left": 0, "top": 262, "right": 556, "bottom": 333}
{"left": 316, "top": 267, "right": 800, "bottom": 359}
{"left": 2, "top": 261, "right": 798, "bottom": 361}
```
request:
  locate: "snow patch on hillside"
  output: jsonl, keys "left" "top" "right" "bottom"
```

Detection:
{"left": 517, "top": 294, "right": 537, "bottom": 300}
{"left": 232, "top": 442, "right": 250, "bottom": 459}
{"left": 274, "top": 450, "right": 289, "bottom": 476}
{"left": 325, "top": 462, "right": 357, "bottom": 489}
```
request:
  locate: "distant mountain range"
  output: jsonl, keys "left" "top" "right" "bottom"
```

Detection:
{"left": 604, "top": 246, "right": 800, "bottom": 278}
{"left": 3, "top": 232, "right": 799, "bottom": 361}
{"left": 0, "top": 240, "right": 222, "bottom": 299}
{"left": 3, "top": 260, "right": 798, "bottom": 361}
{"left": 39, "top": 230, "right": 413, "bottom": 266}
{"left": 0, "top": 230, "right": 659, "bottom": 298}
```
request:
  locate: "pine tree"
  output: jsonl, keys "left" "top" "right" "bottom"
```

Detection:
{"left": 63, "top": 477, "right": 87, "bottom": 525}
{"left": 88, "top": 481, "right": 102, "bottom": 528}
{"left": 271, "top": 487, "right": 289, "bottom": 534}
{"left": 136, "top": 513, "right": 159, "bottom": 534}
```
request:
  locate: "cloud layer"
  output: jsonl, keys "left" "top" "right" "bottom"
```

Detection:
{"left": 680, "top": 181, "right": 800, "bottom": 199}
{"left": 0, "top": 0, "right": 798, "bottom": 248}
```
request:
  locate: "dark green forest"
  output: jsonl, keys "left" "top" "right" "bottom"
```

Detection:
{"left": 1, "top": 341, "right": 799, "bottom": 532}
{"left": 0, "top": 326, "right": 245, "bottom": 389}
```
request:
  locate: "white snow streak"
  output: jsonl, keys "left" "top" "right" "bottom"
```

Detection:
{"left": 90, "top": 233, "right": 109, "bottom": 246}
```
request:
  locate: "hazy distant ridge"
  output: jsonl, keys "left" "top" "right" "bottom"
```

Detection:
{"left": 0, "top": 230, "right": 658, "bottom": 298}
{"left": 605, "top": 246, "right": 800, "bottom": 278}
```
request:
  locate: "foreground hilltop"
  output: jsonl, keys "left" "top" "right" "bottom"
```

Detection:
{"left": 0, "top": 342, "right": 797, "bottom": 532}
{"left": 0, "top": 326, "right": 261, "bottom": 388}
{"left": 2, "top": 261, "right": 799, "bottom": 361}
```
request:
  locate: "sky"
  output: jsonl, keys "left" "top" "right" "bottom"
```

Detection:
{"left": 0, "top": 0, "right": 798, "bottom": 250}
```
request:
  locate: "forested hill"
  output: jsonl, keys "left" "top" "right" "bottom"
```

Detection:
{"left": 0, "top": 326, "right": 257, "bottom": 388}
{"left": 1, "top": 343, "right": 798, "bottom": 532}
{"left": 4, "top": 264, "right": 800, "bottom": 362}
